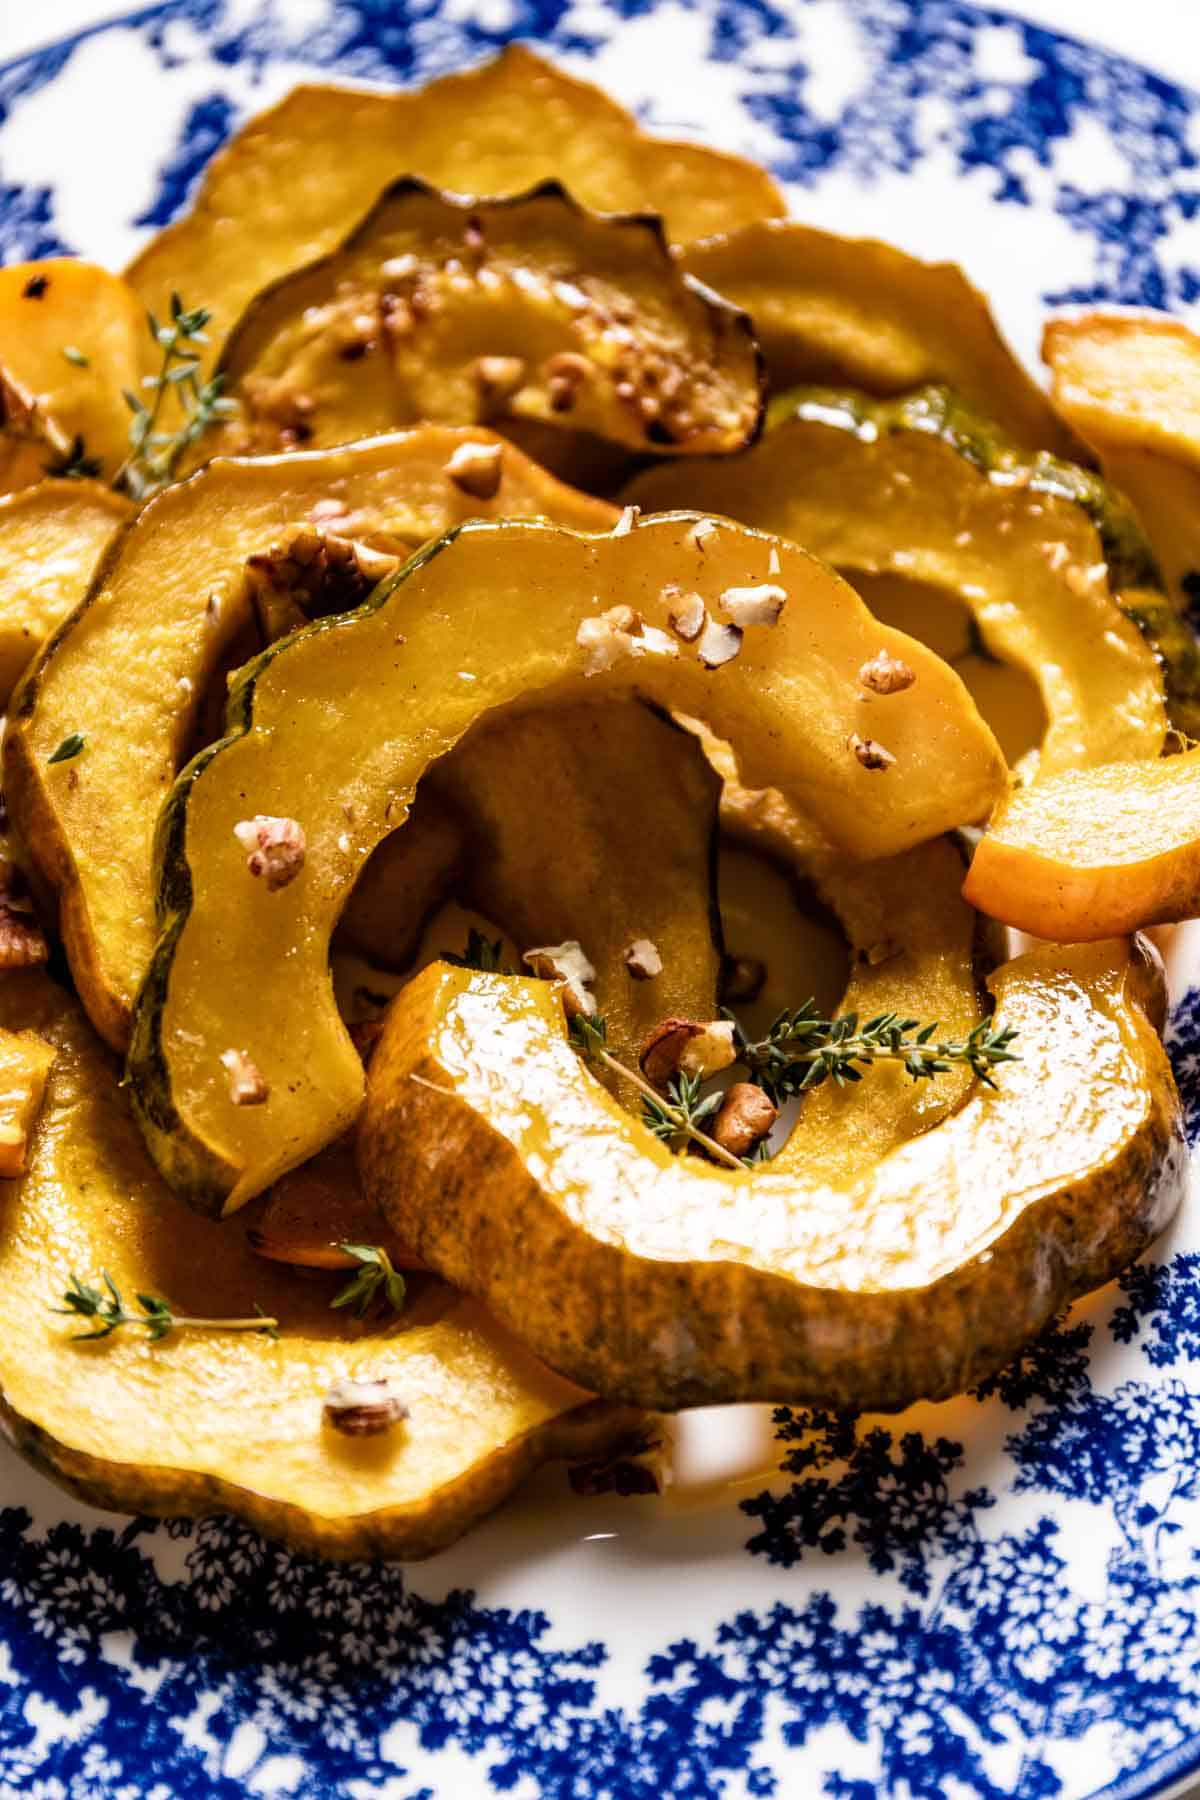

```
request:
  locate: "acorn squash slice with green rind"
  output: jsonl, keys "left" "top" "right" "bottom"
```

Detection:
{"left": 0, "top": 969, "right": 638, "bottom": 1560}
{"left": 127, "top": 513, "right": 1005, "bottom": 1215}
{"left": 627, "top": 384, "right": 1186, "bottom": 760}
{"left": 678, "top": 223, "right": 1081, "bottom": 456}
{"left": 358, "top": 939, "right": 1182, "bottom": 1411}
{"left": 215, "top": 180, "right": 764, "bottom": 460}
{"left": 127, "top": 45, "right": 786, "bottom": 378}
{"left": 5, "top": 430, "right": 616, "bottom": 1053}
{"left": 0, "top": 480, "right": 131, "bottom": 706}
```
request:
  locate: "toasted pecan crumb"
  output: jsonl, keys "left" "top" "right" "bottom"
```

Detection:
{"left": 859, "top": 649, "right": 916, "bottom": 695}
{"left": 697, "top": 617, "right": 742, "bottom": 669}
{"left": 444, "top": 439, "right": 504, "bottom": 499}
{"left": 221, "top": 1048, "right": 268, "bottom": 1106}
{"left": 472, "top": 355, "right": 527, "bottom": 410}
{"left": 523, "top": 940, "right": 597, "bottom": 1017}
{"left": 323, "top": 1375, "right": 409, "bottom": 1437}
{"left": 666, "top": 588, "right": 706, "bottom": 642}
{"left": 624, "top": 938, "right": 663, "bottom": 981}
{"left": 234, "top": 816, "right": 307, "bottom": 891}
{"left": 720, "top": 583, "right": 786, "bottom": 629}
{"left": 639, "top": 1018, "right": 737, "bottom": 1086}
{"left": 711, "top": 1082, "right": 778, "bottom": 1156}
{"left": 849, "top": 732, "right": 896, "bottom": 772}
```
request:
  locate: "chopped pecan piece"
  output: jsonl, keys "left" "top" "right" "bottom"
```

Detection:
{"left": 323, "top": 1375, "right": 409, "bottom": 1437}
{"left": 245, "top": 525, "right": 399, "bottom": 637}
{"left": 711, "top": 1082, "right": 778, "bottom": 1157}
{"left": 472, "top": 355, "right": 527, "bottom": 412}
{"left": 666, "top": 588, "right": 706, "bottom": 642}
{"left": 444, "top": 439, "right": 504, "bottom": 499}
{"left": 639, "top": 1017, "right": 737, "bottom": 1086}
{"left": 858, "top": 649, "right": 916, "bottom": 695}
{"left": 0, "top": 900, "right": 48, "bottom": 970}
{"left": 719, "top": 584, "right": 787, "bottom": 628}
{"left": 523, "top": 940, "right": 598, "bottom": 1017}
{"left": 221, "top": 1048, "right": 268, "bottom": 1107}
{"left": 623, "top": 938, "right": 663, "bottom": 981}
{"left": 234, "top": 816, "right": 307, "bottom": 891}
{"left": 696, "top": 618, "right": 742, "bottom": 669}
{"left": 849, "top": 733, "right": 897, "bottom": 772}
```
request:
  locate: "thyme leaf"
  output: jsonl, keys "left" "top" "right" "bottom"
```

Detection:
{"left": 331, "top": 1243, "right": 407, "bottom": 1318}
{"left": 55, "top": 1271, "right": 279, "bottom": 1342}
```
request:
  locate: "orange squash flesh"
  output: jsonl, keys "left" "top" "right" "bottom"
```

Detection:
{"left": 965, "top": 750, "right": 1200, "bottom": 940}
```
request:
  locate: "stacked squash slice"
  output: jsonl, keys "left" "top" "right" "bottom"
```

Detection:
{"left": 0, "top": 47, "right": 1193, "bottom": 1560}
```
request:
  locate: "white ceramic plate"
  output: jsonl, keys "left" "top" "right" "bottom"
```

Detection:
{"left": 2, "top": 4, "right": 1200, "bottom": 1796}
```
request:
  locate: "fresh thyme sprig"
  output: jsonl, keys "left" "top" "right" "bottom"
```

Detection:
{"left": 641, "top": 1070, "right": 722, "bottom": 1152}
{"left": 443, "top": 928, "right": 512, "bottom": 974}
{"left": 331, "top": 1244, "right": 408, "bottom": 1318}
{"left": 113, "top": 293, "right": 236, "bottom": 501}
{"left": 55, "top": 1271, "right": 279, "bottom": 1342}
{"left": 569, "top": 1013, "right": 744, "bottom": 1170}
{"left": 730, "top": 1004, "right": 1020, "bottom": 1102}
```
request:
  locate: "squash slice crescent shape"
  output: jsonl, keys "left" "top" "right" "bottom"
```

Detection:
{"left": 0, "top": 970, "right": 636, "bottom": 1559}
{"left": 627, "top": 385, "right": 1182, "bottom": 759}
{"left": 126, "top": 514, "right": 1005, "bottom": 1214}
{"left": 127, "top": 47, "right": 785, "bottom": 374}
{"left": 679, "top": 223, "right": 1080, "bottom": 456}
{"left": 6, "top": 430, "right": 616, "bottom": 1051}
{"left": 216, "top": 180, "right": 764, "bottom": 459}
{"left": 358, "top": 941, "right": 1183, "bottom": 1411}
{"left": 0, "top": 480, "right": 130, "bottom": 706}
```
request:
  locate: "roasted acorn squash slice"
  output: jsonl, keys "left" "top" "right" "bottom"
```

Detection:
{"left": 128, "top": 47, "right": 785, "bottom": 377}
{"left": 966, "top": 749, "right": 1200, "bottom": 940}
{"left": 679, "top": 223, "right": 1079, "bottom": 455}
{"left": 0, "top": 481, "right": 130, "bottom": 705}
{"left": 0, "top": 261, "right": 145, "bottom": 484}
{"left": 359, "top": 939, "right": 1181, "bottom": 1410}
{"left": 628, "top": 384, "right": 1185, "bottom": 759}
{"left": 215, "top": 181, "right": 763, "bottom": 459}
{"left": 126, "top": 514, "right": 1004, "bottom": 1214}
{"left": 1043, "top": 312, "right": 1200, "bottom": 619}
{"left": 0, "top": 970, "right": 635, "bottom": 1558}
{"left": 6, "top": 430, "right": 616, "bottom": 1051}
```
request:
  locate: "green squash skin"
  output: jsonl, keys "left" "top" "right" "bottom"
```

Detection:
{"left": 768, "top": 385, "right": 1200, "bottom": 737}
{"left": 128, "top": 531, "right": 450, "bottom": 1215}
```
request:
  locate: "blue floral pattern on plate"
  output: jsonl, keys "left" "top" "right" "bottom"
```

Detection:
{"left": 2, "top": 3, "right": 1200, "bottom": 1796}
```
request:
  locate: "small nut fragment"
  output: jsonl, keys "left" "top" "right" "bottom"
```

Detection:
{"left": 697, "top": 618, "right": 743, "bottom": 669}
{"left": 639, "top": 1017, "right": 737, "bottom": 1086}
{"left": 472, "top": 355, "right": 527, "bottom": 410}
{"left": 687, "top": 518, "right": 718, "bottom": 551}
{"left": 767, "top": 545, "right": 781, "bottom": 576}
{"left": 849, "top": 733, "right": 896, "bottom": 772}
{"left": 611, "top": 504, "right": 640, "bottom": 538}
{"left": 523, "top": 940, "right": 597, "bottom": 1017}
{"left": 576, "top": 605, "right": 676, "bottom": 676}
{"left": 721, "top": 954, "right": 766, "bottom": 1004}
{"left": 245, "top": 526, "right": 398, "bottom": 632}
{"left": 234, "top": 816, "right": 307, "bottom": 891}
{"left": 221, "top": 1048, "right": 268, "bottom": 1106}
{"left": 859, "top": 649, "right": 916, "bottom": 695}
{"left": 323, "top": 1375, "right": 409, "bottom": 1438}
{"left": 666, "top": 588, "right": 706, "bottom": 642}
{"left": 719, "top": 583, "right": 787, "bottom": 628}
{"left": 544, "top": 351, "right": 592, "bottom": 412}
{"left": 444, "top": 439, "right": 504, "bottom": 499}
{"left": 623, "top": 938, "right": 663, "bottom": 981}
{"left": 0, "top": 901, "right": 48, "bottom": 970}
{"left": 711, "top": 1082, "right": 779, "bottom": 1157}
